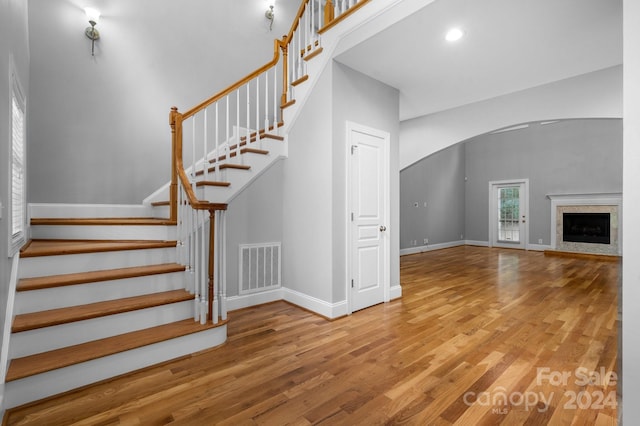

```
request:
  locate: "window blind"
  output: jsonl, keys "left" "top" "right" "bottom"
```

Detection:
{"left": 11, "top": 93, "right": 25, "bottom": 240}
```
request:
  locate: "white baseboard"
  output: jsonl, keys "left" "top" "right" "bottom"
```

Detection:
{"left": 527, "top": 243, "right": 552, "bottom": 251}
{"left": 282, "top": 288, "right": 348, "bottom": 319}
{"left": 390, "top": 285, "right": 402, "bottom": 300}
{"left": 226, "top": 289, "right": 284, "bottom": 312}
{"left": 400, "top": 240, "right": 464, "bottom": 256}
{"left": 465, "top": 240, "right": 490, "bottom": 247}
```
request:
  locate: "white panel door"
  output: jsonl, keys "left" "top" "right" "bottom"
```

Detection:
{"left": 350, "top": 126, "right": 388, "bottom": 312}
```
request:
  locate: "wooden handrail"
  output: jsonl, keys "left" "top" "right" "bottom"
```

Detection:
{"left": 182, "top": 38, "right": 285, "bottom": 120}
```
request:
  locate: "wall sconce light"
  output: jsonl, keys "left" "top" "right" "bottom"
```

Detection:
{"left": 84, "top": 7, "right": 101, "bottom": 56}
{"left": 265, "top": 4, "right": 275, "bottom": 31}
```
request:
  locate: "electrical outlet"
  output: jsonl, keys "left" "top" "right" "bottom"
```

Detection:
{"left": 424, "top": 238, "right": 428, "bottom": 244}
{"left": 460, "top": 234, "right": 464, "bottom": 240}
{"left": 412, "top": 240, "right": 417, "bottom": 246}
{"left": 538, "top": 238, "right": 543, "bottom": 244}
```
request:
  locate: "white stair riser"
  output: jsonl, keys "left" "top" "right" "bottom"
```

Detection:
{"left": 19, "top": 247, "right": 176, "bottom": 278}
{"left": 29, "top": 203, "right": 155, "bottom": 219}
{"left": 10, "top": 300, "right": 195, "bottom": 358}
{"left": 30, "top": 224, "right": 176, "bottom": 240}
{"left": 152, "top": 205, "right": 170, "bottom": 218}
{"left": 4, "top": 325, "right": 227, "bottom": 409}
{"left": 14, "top": 271, "right": 188, "bottom": 314}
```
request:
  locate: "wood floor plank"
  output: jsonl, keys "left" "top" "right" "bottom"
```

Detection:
{"left": 3, "top": 246, "right": 619, "bottom": 425}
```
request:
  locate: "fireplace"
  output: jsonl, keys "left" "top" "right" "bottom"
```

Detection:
{"left": 562, "top": 213, "right": 610, "bottom": 244}
{"left": 548, "top": 193, "right": 622, "bottom": 256}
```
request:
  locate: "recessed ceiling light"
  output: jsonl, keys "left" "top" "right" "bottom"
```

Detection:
{"left": 445, "top": 28, "right": 464, "bottom": 42}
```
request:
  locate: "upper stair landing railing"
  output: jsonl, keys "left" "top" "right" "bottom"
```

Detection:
{"left": 168, "top": 0, "right": 370, "bottom": 325}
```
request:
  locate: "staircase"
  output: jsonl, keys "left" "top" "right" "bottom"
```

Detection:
{"left": 3, "top": 0, "right": 386, "bottom": 411}
{"left": 3, "top": 210, "right": 227, "bottom": 408}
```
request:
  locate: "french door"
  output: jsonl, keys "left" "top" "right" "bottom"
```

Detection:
{"left": 489, "top": 180, "right": 529, "bottom": 249}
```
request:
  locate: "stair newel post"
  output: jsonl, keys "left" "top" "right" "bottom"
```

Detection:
{"left": 169, "top": 107, "right": 182, "bottom": 222}
{"left": 324, "top": 0, "right": 335, "bottom": 26}
{"left": 208, "top": 208, "right": 216, "bottom": 324}
{"left": 280, "top": 37, "right": 289, "bottom": 108}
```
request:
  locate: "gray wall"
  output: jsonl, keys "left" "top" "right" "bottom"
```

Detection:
{"left": 400, "top": 143, "right": 465, "bottom": 248}
{"left": 224, "top": 160, "right": 284, "bottom": 298}
{"left": 282, "top": 61, "right": 400, "bottom": 306}
{"left": 332, "top": 62, "right": 400, "bottom": 302}
{"left": 465, "top": 119, "right": 622, "bottom": 244}
{"left": 400, "top": 118, "right": 622, "bottom": 248}
{"left": 26, "top": 0, "right": 298, "bottom": 204}
{"left": 1, "top": 0, "right": 30, "bottom": 381}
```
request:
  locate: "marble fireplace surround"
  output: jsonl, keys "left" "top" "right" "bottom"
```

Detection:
{"left": 547, "top": 193, "right": 622, "bottom": 256}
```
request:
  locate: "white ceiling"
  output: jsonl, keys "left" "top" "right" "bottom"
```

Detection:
{"left": 335, "top": 0, "right": 622, "bottom": 121}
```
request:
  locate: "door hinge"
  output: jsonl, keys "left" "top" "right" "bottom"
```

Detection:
{"left": 351, "top": 279, "right": 354, "bottom": 288}
{"left": 351, "top": 145, "right": 358, "bottom": 155}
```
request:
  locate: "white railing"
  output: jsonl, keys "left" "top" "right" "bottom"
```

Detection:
{"left": 169, "top": 0, "right": 369, "bottom": 325}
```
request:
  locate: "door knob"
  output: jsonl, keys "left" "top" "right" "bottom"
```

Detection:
{"left": 380, "top": 225, "right": 387, "bottom": 232}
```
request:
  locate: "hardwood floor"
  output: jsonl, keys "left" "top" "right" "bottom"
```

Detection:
{"left": 4, "top": 246, "right": 619, "bottom": 425}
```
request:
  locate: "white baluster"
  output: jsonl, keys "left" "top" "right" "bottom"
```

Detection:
{"left": 221, "top": 209, "right": 227, "bottom": 321}
{"left": 256, "top": 77, "right": 260, "bottom": 148}
{"left": 246, "top": 82, "right": 250, "bottom": 151}
{"left": 215, "top": 102, "right": 219, "bottom": 180}
{"left": 264, "top": 71, "right": 269, "bottom": 134}
{"left": 191, "top": 117, "right": 196, "bottom": 187}
{"left": 273, "top": 65, "right": 278, "bottom": 133}
{"left": 236, "top": 88, "right": 241, "bottom": 160}
{"left": 225, "top": 96, "right": 230, "bottom": 172}
{"left": 203, "top": 109, "right": 208, "bottom": 182}
{"left": 200, "top": 210, "right": 207, "bottom": 324}
{"left": 191, "top": 208, "right": 197, "bottom": 320}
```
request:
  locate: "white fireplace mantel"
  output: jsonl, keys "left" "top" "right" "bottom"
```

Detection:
{"left": 547, "top": 192, "right": 622, "bottom": 255}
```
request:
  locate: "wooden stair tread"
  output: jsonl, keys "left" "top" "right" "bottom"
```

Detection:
{"left": 303, "top": 47, "right": 323, "bottom": 61}
{"left": 20, "top": 239, "right": 177, "bottom": 258}
{"left": 5, "top": 318, "right": 228, "bottom": 382}
{"left": 151, "top": 201, "right": 170, "bottom": 206}
{"left": 195, "top": 181, "right": 231, "bottom": 187}
{"left": 208, "top": 147, "right": 270, "bottom": 164}
{"left": 17, "top": 263, "right": 186, "bottom": 292}
{"left": 281, "top": 99, "right": 296, "bottom": 109}
{"left": 292, "top": 75, "right": 309, "bottom": 86}
{"left": 219, "top": 163, "right": 251, "bottom": 170}
{"left": 31, "top": 217, "right": 176, "bottom": 226}
{"left": 12, "top": 290, "right": 193, "bottom": 333}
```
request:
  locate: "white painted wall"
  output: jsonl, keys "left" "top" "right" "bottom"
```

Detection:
{"left": 623, "top": 0, "right": 640, "bottom": 421}
{"left": 0, "top": 0, "right": 30, "bottom": 410}
{"left": 225, "top": 160, "right": 284, "bottom": 298}
{"left": 26, "top": 0, "right": 298, "bottom": 204}
{"left": 400, "top": 65, "right": 622, "bottom": 170}
{"left": 332, "top": 62, "right": 400, "bottom": 303}
{"left": 283, "top": 63, "right": 334, "bottom": 303}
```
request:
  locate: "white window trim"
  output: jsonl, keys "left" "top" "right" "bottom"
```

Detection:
{"left": 8, "top": 58, "right": 26, "bottom": 257}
